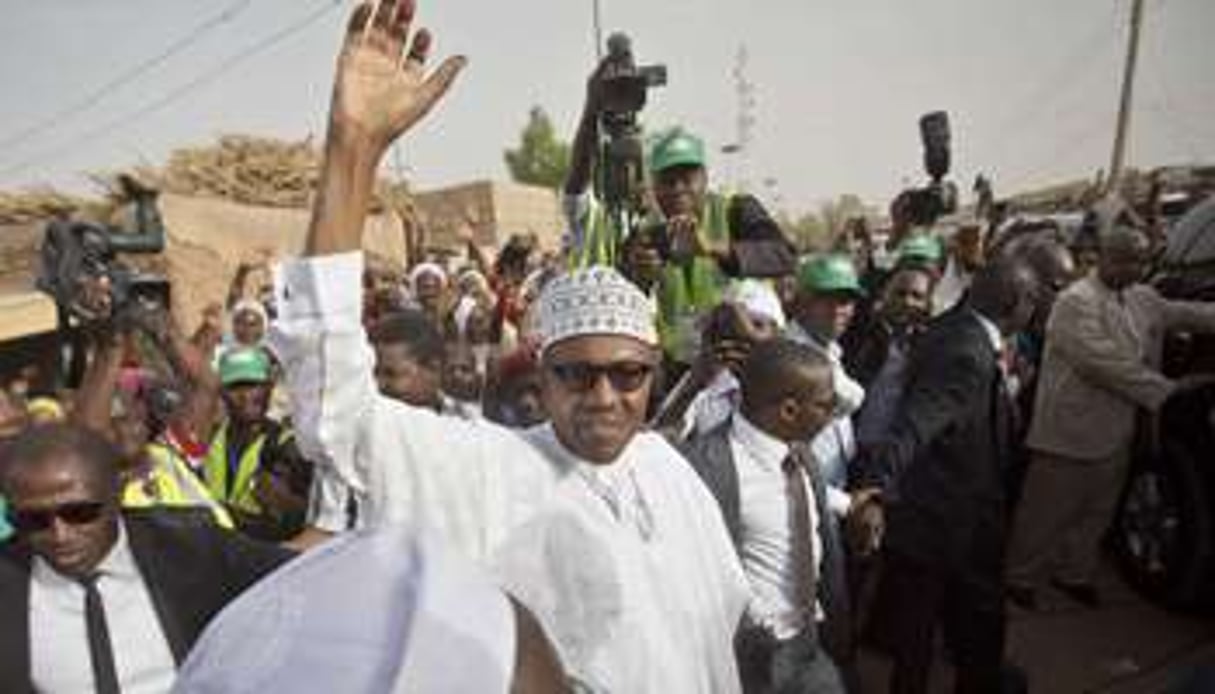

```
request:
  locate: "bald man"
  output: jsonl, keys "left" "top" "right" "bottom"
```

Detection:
{"left": 1007, "top": 226, "right": 1215, "bottom": 609}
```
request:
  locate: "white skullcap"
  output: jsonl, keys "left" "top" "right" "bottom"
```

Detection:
{"left": 536, "top": 265, "right": 657, "bottom": 354}
{"left": 722, "top": 279, "right": 786, "bottom": 329}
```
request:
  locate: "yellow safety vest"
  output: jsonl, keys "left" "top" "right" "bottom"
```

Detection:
{"left": 123, "top": 444, "right": 234, "bottom": 529}
{"left": 655, "top": 193, "right": 733, "bottom": 364}
{"left": 568, "top": 194, "right": 622, "bottom": 270}
{"left": 204, "top": 423, "right": 296, "bottom": 516}
{"left": 570, "top": 192, "right": 735, "bottom": 363}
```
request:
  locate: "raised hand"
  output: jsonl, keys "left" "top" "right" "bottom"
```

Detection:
{"left": 330, "top": 0, "right": 467, "bottom": 155}
{"left": 306, "top": 0, "right": 464, "bottom": 256}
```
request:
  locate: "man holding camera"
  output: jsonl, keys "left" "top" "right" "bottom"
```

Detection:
{"left": 564, "top": 57, "right": 797, "bottom": 367}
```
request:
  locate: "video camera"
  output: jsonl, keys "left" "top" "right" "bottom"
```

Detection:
{"left": 37, "top": 175, "right": 169, "bottom": 330}
{"left": 899, "top": 111, "right": 959, "bottom": 227}
{"left": 596, "top": 33, "right": 667, "bottom": 236}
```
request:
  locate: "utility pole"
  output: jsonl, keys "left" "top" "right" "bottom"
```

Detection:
{"left": 731, "top": 45, "right": 756, "bottom": 192}
{"left": 1107, "top": 0, "right": 1145, "bottom": 194}
{"left": 592, "top": 0, "right": 604, "bottom": 59}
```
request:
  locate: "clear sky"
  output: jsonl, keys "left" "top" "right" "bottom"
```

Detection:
{"left": 0, "top": 0, "right": 1211, "bottom": 214}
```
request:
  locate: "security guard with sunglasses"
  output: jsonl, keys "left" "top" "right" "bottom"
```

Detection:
{"left": 0, "top": 423, "right": 292, "bottom": 693}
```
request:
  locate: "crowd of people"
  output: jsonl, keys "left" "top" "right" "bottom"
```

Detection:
{"left": 2, "top": 1, "right": 1215, "bottom": 693}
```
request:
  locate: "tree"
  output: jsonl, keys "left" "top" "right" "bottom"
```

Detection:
{"left": 777, "top": 210, "right": 830, "bottom": 252}
{"left": 817, "top": 194, "right": 870, "bottom": 244}
{"left": 504, "top": 106, "right": 571, "bottom": 189}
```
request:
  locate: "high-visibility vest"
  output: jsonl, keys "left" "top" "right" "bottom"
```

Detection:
{"left": 123, "top": 444, "right": 234, "bottom": 529}
{"left": 569, "top": 192, "right": 734, "bottom": 363}
{"left": 568, "top": 194, "right": 623, "bottom": 270}
{"left": 655, "top": 193, "right": 733, "bottom": 363}
{"left": 204, "top": 423, "right": 291, "bottom": 515}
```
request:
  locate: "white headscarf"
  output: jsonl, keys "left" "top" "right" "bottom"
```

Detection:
{"left": 172, "top": 528, "right": 516, "bottom": 694}
{"left": 408, "top": 262, "right": 448, "bottom": 294}
{"left": 722, "top": 279, "right": 786, "bottom": 329}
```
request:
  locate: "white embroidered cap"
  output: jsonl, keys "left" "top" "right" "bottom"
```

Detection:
{"left": 536, "top": 265, "right": 658, "bottom": 353}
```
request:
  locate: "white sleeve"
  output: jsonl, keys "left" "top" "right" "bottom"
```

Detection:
{"left": 308, "top": 468, "right": 355, "bottom": 533}
{"left": 270, "top": 252, "right": 376, "bottom": 496}
{"left": 271, "top": 252, "right": 556, "bottom": 560}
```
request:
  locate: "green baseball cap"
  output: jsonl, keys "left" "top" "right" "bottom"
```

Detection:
{"left": 896, "top": 233, "right": 944, "bottom": 266}
{"left": 797, "top": 253, "right": 863, "bottom": 296}
{"left": 219, "top": 347, "right": 271, "bottom": 387}
{"left": 648, "top": 128, "right": 706, "bottom": 173}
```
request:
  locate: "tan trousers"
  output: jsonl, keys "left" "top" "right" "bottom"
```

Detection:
{"left": 1006, "top": 449, "right": 1130, "bottom": 587}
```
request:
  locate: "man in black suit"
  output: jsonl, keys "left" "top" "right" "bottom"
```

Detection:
{"left": 681, "top": 338, "right": 879, "bottom": 693}
{"left": 0, "top": 423, "right": 293, "bottom": 693}
{"left": 854, "top": 258, "right": 1037, "bottom": 694}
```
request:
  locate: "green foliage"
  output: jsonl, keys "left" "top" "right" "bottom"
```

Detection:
{"left": 778, "top": 210, "right": 830, "bottom": 252}
{"left": 504, "top": 106, "right": 571, "bottom": 189}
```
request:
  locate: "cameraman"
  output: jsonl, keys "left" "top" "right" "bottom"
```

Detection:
{"left": 564, "top": 61, "right": 797, "bottom": 367}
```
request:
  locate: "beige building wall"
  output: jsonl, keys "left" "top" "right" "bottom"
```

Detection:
{"left": 413, "top": 180, "right": 565, "bottom": 253}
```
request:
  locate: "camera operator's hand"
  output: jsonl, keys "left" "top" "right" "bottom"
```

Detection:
{"left": 622, "top": 234, "right": 663, "bottom": 291}
{"left": 669, "top": 215, "right": 729, "bottom": 265}
{"left": 666, "top": 215, "right": 702, "bottom": 262}
{"left": 582, "top": 57, "right": 612, "bottom": 118}
{"left": 76, "top": 274, "right": 114, "bottom": 320}
{"left": 329, "top": 0, "right": 466, "bottom": 158}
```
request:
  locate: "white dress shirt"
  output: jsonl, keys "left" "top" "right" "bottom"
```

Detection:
{"left": 271, "top": 251, "right": 749, "bottom": 693}
{"left": 730, "top": 415, "right": 825, "bottom": 639}
{"left": 933, "top": 256, "right": 972, "bottom": 317}
{"left": 786, "top": 323, "right": 863, "bottom": 516}
{"left": 681, "top": 370, "right": 742, "bottom": 439}
{"left": 30, "top": 525, "right": 177, "bottom": 694}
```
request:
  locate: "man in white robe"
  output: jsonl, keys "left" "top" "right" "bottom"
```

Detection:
{"left": 267, "top": 2, "right": 750, "bottom": 690}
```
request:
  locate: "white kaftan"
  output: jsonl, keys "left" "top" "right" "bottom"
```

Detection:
{"left": 270, "top": 252, "right": 748, "bottom": 692}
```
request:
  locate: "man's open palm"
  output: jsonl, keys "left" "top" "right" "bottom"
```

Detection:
{"left": 331, "top": 0, "right": 466, "bottom": 152}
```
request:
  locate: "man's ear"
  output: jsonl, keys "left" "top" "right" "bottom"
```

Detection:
{"left": 778, "top": 396, "right": 800, "bottom": 425}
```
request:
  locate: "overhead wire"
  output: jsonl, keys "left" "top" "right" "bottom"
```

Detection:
{"left": 0, "top": 0, "right": 344, "bottom": 184}
{"left": 0, "top": 0, "right": 255, "bottom": 153}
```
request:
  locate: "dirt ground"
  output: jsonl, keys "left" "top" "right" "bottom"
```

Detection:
{"left": 857, "top": 561, "right": 1215, "bottom": 694}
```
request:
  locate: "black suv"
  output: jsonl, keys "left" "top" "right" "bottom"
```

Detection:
{"left": 1112, "top": 195, "right": 1215, "bottom": 611}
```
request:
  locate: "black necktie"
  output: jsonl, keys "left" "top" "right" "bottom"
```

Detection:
{"left": 80, "top": 573, "right": 121, "bottom": 694}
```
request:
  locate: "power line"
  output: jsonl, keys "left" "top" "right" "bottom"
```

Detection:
{"left": 0, "top": 0, "right": 343, "bottom": 184}
{"left": 0, "top": 0, "right": 255, "bottom": 153}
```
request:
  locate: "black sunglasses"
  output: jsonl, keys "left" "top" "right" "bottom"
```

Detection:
{"left": 8, "top": 501, "right": 107, "bottom": 534}
{"left": 547, "top": 361, "right": 655, "bottom": 394}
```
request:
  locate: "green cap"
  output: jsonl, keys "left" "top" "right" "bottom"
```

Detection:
{"left": 797, "top": 253, "right": 863, "bottom": 296}
{"left": 896, "top": 233, "right": 944, "bottom": 266}
{"left": 219, "top": 347, "right": 271, "bottom": 387}
{"left": 648, "top": 128, "right": 706, "bottom": 173}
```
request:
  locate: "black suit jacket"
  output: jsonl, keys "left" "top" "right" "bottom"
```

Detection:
{"left": 679, "top": 419, "right": 853, "bottom": 661}
{"left": 854, "top": 305, "right": 1014, "bottom": 571}
{"left": 0, "top": 507, "right": 294, "bottom": 692}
